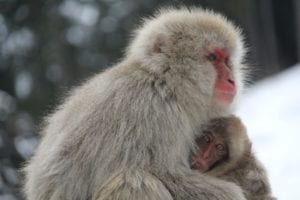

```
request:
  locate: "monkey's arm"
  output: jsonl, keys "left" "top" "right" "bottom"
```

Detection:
{"left": 160, "top": 170, "right": 246, "bottom": 200}
{"left": 95, "top": 168, "right": 173, "bottom": 200}
{"left": 95, "top": 167, "right": 247, "bottom": 200}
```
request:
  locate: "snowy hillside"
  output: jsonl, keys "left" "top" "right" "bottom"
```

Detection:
{"left": 236, "top": 64, "right": 300, "bottom": 200}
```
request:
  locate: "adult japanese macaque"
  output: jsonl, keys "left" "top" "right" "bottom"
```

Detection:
{"left": 191, "top": 116, "right": 275, "bottom": 200}
{"left": 24, "top": 8, "right": 259, "bottom": 200}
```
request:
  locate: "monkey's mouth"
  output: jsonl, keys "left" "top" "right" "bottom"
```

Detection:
{"left": 191, "top": 159, "right": 210, "bottom": 172}
{"left": 215, "top": 91, "right": 235, "bottom": 104}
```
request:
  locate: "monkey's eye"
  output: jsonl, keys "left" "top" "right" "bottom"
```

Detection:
{"left": 206, "top": 53, "right": 217, "bottom": 62}
{"left": 203, "top": 134, "right": 212, "bottom": 143}
{"left": 216, "top": 144, "right": 226, "bottom": 155}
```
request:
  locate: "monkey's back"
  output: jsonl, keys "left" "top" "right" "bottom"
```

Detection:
{"left": 23, "top": 61, "right": 196, "bottom": 199}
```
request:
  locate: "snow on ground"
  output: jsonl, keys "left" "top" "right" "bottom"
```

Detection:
{"left": 236, "top": 64, "right": 300, "bottom": 200}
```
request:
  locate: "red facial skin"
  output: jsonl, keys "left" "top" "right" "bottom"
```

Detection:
{"left": 191, "top": 132, "right": 227, "bottom": 172}
{"left": 206, "top": 48, "right": 236, "bottom": 104}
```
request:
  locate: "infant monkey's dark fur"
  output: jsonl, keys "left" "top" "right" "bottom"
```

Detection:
{"left": 192, "top": 116, "right": 276, "bottom": 200}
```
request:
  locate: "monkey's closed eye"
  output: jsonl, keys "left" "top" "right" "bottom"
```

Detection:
{"left": 206, "top": 53, "right": 217, "bottom": 62}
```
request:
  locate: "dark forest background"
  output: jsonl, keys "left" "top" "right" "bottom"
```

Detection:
{"left": 0, "top": 0, "right": 299, "bottom": 199}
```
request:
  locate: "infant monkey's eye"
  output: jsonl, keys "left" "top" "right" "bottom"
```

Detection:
{"left": 203, "top": 133, "right": 213, "bottom": 143}
{"left": 216, "top": 144, "right": 225, "bottom": 152}
{"left": 206, "top": 53, "right": 217, "bottom": 62}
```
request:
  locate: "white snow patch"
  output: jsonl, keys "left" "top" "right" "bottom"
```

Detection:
{"left": 236, "top": 64, "right": 300, "bottom": 200}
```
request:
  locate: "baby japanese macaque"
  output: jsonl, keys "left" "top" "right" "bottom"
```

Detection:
{"left": 191, "top": 116, "right": 276, "bottom": 200}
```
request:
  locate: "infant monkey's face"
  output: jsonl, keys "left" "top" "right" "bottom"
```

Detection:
{"left": 191, "top": 131, "right": 228, "bottom": 171}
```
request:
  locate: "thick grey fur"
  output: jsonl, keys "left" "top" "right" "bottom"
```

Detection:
{"left": 24, "top": 8, "right": 250, "bottom": 200}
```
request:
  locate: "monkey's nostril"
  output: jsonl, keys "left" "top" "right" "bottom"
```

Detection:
{"left": 228, "top": 79, "right": 235, "bottom": 85}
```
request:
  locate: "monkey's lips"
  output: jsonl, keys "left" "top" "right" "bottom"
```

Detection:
{"left": 215, "top": 91, "right": 236, "bottom": 104}
{"left": 191, "top": 159, "right": 210, "bottom": 172}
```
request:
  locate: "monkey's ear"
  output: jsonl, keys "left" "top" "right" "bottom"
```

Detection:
{"left": 126, "top": 26, "right": 171, "bottom": 60}
{"left": 152, "top": 34, "right": 168, "bottom": 53}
